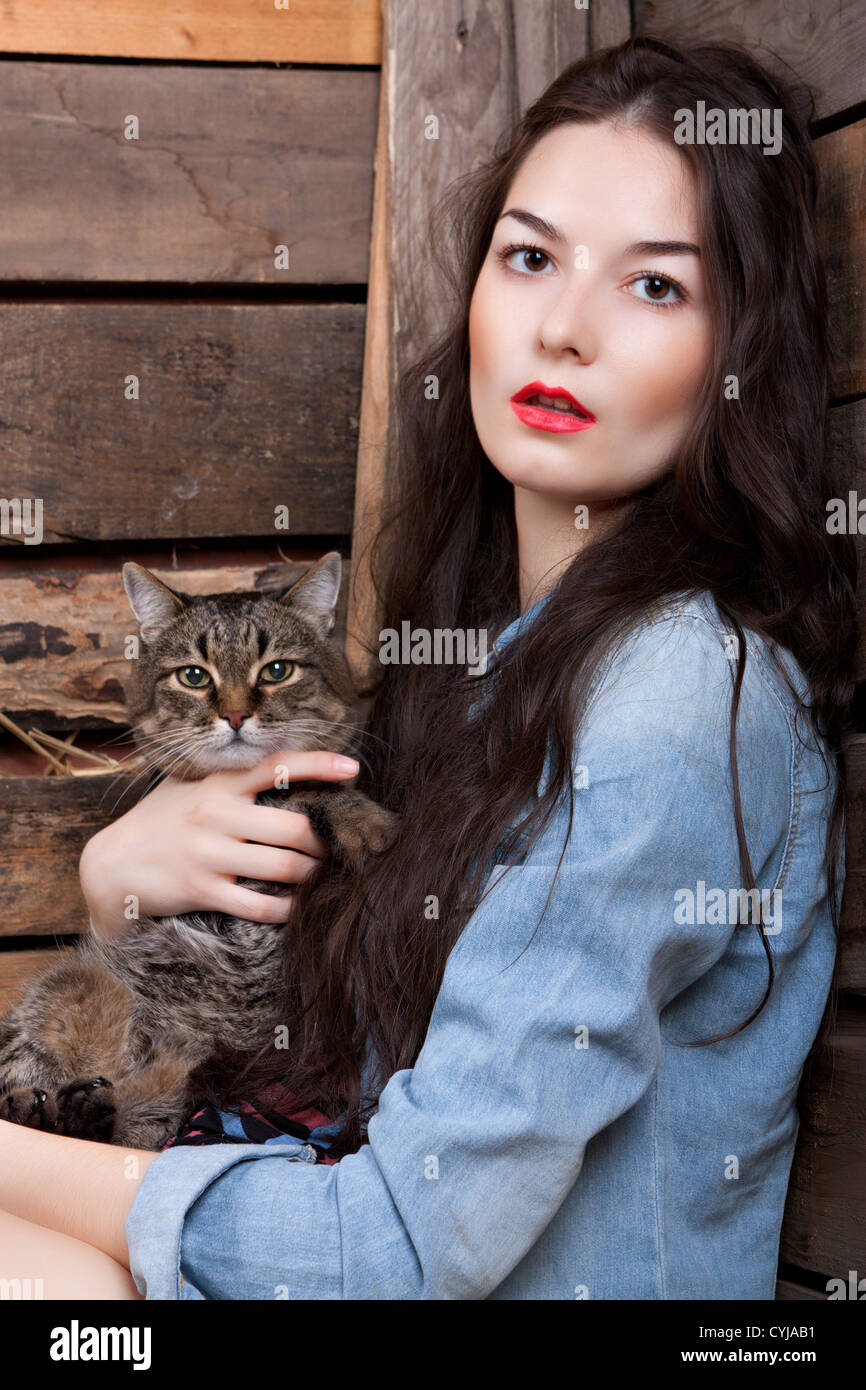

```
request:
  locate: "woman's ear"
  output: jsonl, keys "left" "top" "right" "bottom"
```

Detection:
{"left": 122, "top": 562, "right": 187, "bottom": 644}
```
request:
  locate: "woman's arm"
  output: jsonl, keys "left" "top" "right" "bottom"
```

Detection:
{"left": 119, "top": 616, "right": 800, "bottom": 1300}
{"left": 0, "top": 1120, "right": 157, "bottom": 1267}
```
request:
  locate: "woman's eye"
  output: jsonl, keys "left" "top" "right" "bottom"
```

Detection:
{"left": 496, "top": 242, "right": 553, "bottom": 275}
{"left": 177, "top": 665, "right": 211, "bottom": 688}
{"left": 259, "top": 660, "right": 295, "bottom": 684}
{"left": 625, "top": 272, "right": 685, "bottom": 309}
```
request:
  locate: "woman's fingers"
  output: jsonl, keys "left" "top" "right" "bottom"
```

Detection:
{"left": 212, "top": 804, "right": 330, "bottom": 859}
{"left": 231, "top": 749, "right": 359, "bottom": 799}
{"left": 211, "top": 843, "right": 321, "bottom": 885}
{"left": 210, "top": 882, "right": 297, "bottom": 925}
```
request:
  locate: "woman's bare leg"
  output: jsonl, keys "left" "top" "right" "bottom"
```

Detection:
{"left": 0, "top": 1208, "right": 144, "bottom": 1300}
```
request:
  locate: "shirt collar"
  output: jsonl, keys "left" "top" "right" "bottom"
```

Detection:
{"left": 482, "top": 585, "right": 558, "bottom": 672}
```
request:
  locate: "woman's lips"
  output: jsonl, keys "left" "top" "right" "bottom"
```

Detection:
{"left": 509, "top": 384, "right": 597, "bottom": 434}
{"left": 510, "top": 398, "right": 597, "bottom": 433}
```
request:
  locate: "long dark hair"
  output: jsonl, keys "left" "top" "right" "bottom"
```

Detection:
{"left": 200, "top": 36, "right": 858, "bottom": 1158}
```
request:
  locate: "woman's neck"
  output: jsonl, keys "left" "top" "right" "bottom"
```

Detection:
{"left": 514, "top": 484, "right": 628, "bottom": 613}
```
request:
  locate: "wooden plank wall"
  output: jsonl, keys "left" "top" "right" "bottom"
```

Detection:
{"left": 0, "top": 9, "right": 382, "bottom": 960}
{"left": 0, "top": 0, "right": 862, "bottom": 1300}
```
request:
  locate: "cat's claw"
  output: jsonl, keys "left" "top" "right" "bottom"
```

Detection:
{"left": 0, "top": 1085, "right": 59, "bottom": 1130}
{"left": 56, "top": 1076, "right": 116, "bottom": 1142}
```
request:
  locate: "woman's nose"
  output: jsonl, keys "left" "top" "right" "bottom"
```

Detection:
{"left": 537, "top": 277, "right": 598, "bottom": 363}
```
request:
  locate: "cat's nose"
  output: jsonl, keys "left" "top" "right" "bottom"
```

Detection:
{"left": 220, "top": 710, "right": 251, "bottom": 732}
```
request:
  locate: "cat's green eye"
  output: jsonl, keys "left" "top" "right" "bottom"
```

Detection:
{"left": 259, "top": 660, "right": 295, "bottom": 684}
{"left": 177, "top": 665, "right": 212, "bottom": 688}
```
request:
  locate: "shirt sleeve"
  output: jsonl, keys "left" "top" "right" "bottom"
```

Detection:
{"left": 125, "top": 615, "right": 786, "bottom": 1299}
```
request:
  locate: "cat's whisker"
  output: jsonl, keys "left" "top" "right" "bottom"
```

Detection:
{"left": 98, "top": 766, "right": 158, "bottom": 815}
{"left": 286, "top": 717, "right": 396, "bottom": 757}
{"left": 128, "top": 728, "right": 205, "bottom": 752}
{"left": 101, "top": 740, "right": 195, "bottom": 809}
{"left": 132, "top": 727, "right": 215, "bottom": 757}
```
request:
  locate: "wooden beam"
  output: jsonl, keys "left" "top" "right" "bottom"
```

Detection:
{"left": 0, "top": 302, "right": 363, "bottom": 545}
{"left": 817, "top": 121, "right": 866, "bottom": 400}
{"left": 0, "top": 1, "right": 382, "bottom": 67}
{"left": 0, "top": 61, "right": 377, "bottom": 284}
{"left": 346, "top": 18, "right": 396, "bottom": 689}
{"left": 840, "top": 734, "right": 866, "bottom": 993}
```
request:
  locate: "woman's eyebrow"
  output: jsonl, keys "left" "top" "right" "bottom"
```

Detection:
{"left": 622, "top": 238, "right": 700, "bottom": 258}
{"left": 497, "top": 208, "right": 565, "bottom": 242}
{"left": 496, "top": 210, "right": 699, "bottom": 259}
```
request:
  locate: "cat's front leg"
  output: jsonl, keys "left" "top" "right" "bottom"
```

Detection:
{"left": 1, "top": 1075, "right": 115, "bottom": 1141}
{"left": 286, "top": 788, "right": 400, "bottom": 869}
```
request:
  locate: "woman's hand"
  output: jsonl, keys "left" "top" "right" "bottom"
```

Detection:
{"left": 79, "top": 749, "right": 360, "bottom": 941}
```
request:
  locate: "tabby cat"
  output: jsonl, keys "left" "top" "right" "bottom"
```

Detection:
{"left": 0, "top": 552, "right": 397, "bottom": 1149}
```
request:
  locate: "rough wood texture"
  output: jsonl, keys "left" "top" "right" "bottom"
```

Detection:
{"left": 0, "top": 302, "right": 363, "bottom": 546}
{"left": 817, "top": 121, "right": 866, "bottom": 400}
{"left": 0, "top": 62, "right": 377, "bottom": 284}
{"left": 346, "top": 24, "right": 397, "bottom": 689}
{"left": 2, "top": 774, "right": 142, "bottom": 938}
{"left": 774, "top": 1277, "right": 828, "bottom": 1300}
{"left": 839, "top": 735, "right": 866, "bottom": 993}
{"left": 0, "top": 561, "right": 346, "bottom": 728}
{"left": 827, "top": 400, "right": 866, "bottom": 684}
{"left": 0, "top": 1, "right": 381, "bottom": 65}
{"left": 0, "top": 947, "right": 76, "bottom": 1015}
{"left": 589, "top": 0, "right": 631, "bottom": 52}
{"left": 635, "top": 0, "right": 865, "bottom": 119}
{"left": 780, "top": 1003, "right": 866, "bottom": 1276}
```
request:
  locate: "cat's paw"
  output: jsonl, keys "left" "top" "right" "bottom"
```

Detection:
{"left": 0, "top": 1086, "right": 59, "bottom": 1131}
{"left": 335, "top": 805, "right": 400, "bottom": 864}
{"left": 56, "top": 1076, "right": 116, "bottom": 1142}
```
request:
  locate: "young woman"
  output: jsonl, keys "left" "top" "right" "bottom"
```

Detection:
{"left": 0, "top": 36, "right": 855, "bottom": 1300}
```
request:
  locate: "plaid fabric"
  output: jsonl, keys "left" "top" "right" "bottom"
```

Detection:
{"left": 160, "top": 1083, "right": 340, "bottom": 1165}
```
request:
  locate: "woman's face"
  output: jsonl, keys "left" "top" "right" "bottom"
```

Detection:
{"left": 469, "top": 120, "right": 713, "bottom": 508}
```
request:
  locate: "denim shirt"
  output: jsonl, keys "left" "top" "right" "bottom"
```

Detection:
{"left": 125, "top": 588, "right": 841, "bottom": 1300}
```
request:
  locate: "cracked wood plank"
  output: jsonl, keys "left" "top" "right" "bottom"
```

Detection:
{"left": 0, "top": 61, "right": 377, "bottom": 283}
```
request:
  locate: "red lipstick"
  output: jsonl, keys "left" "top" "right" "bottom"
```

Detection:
{"left": 510, "top": 380, "right": 596, "bottom": 434}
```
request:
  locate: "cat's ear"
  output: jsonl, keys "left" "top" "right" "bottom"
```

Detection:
{"left": 122, "top": 563, "right": 187, "bottom": 643}
{"left": 279, "top": 551, "right": 341, "bottom": 638}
